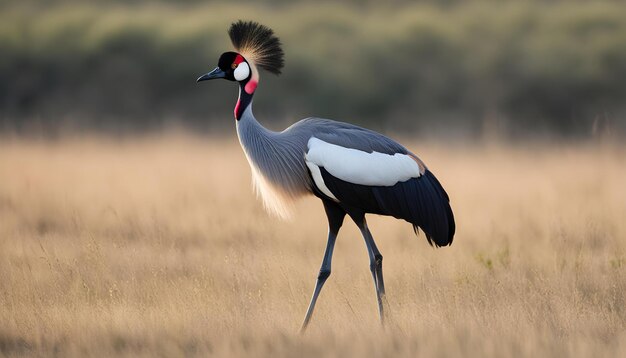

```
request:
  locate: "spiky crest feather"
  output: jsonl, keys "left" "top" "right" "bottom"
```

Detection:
{"left": 228, "top": 20, "right": 285, "bottom": 75}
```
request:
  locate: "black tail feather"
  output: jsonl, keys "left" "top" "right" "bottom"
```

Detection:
{"left": 373, "top": 170, "right": 455, "bottom": 247}
{"left": 317, "top": 167, "right": 455, "bottom": 247}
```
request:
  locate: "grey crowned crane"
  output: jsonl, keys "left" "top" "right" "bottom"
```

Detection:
{"left": 197, "top": 21, "right": 455, "bottom": 331}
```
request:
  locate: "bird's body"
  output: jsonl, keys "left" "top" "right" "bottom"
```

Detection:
{"left": 237, "top": 104, "right": 454, "bottom": 247}
{"left": 198, "top": 20, "right": 455, "bottom": 331}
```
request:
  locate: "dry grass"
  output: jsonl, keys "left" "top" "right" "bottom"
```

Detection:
{"left": 0, "top": 133, "right": 625, "bottom": 357}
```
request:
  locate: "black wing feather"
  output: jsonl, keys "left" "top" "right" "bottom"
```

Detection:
{"left": 318, "top": 168, "right": 455, "bottom": 247}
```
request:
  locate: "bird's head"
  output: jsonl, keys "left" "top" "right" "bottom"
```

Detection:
{"left": 197, "top": 51, "right": 251, "bottom": 83}
{"left": 197, "top": 20, "right": 284, "bottom": 95}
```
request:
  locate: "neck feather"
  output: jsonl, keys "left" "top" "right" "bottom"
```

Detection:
{"left": 235, "top": 64, "right": 259, "bottom": 120}
{"left": 235, "top": 106, "right": 312, "bottom": 219}
{"left": 235, "top": 84, "right": 254, "bottom": 120}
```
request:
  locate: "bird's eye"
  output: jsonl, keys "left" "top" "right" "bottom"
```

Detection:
{"left": 231, "top": 63, "right": 238, "bottom": 69}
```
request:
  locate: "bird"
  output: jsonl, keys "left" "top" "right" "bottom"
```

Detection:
{"left": 197, "top": 20, "right": 455, "bottom": 331}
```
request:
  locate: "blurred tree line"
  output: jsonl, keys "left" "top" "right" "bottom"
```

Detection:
{"left": 1, "top": 0, "right": 625, "bottom": 138}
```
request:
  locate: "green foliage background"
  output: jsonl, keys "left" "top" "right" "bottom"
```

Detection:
{"left": 1, "top": 0, "right": 625, "bottom": 137}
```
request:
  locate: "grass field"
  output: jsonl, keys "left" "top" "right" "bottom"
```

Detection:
{"left": 1, "top": 134, "right": 625, "bottom": 357}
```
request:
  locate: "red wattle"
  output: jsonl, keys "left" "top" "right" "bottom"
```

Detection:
{"left": 234, "top": 98, "right": 241, "bottom": 119}
{"left": 245, "top": 80, "right": 258, "bottom": 94}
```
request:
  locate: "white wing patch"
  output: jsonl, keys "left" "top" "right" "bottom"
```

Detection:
{"left": 305, "top": 137, "right": 421, "bottom": 187}
{"left": 305, "top": 161, "right": 338, "bottom": 201}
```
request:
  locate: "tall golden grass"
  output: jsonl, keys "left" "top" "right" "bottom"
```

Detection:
{"left": 1, "top": 134, "right": 625, "bottom": 357}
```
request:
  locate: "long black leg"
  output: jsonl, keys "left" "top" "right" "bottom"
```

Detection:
{"left": 300, "top": 200, "right": 345, "bottom": 332}
{"left": 350, "top": 213, "right": 387, "bottom": 324}
{"left": 362, "top": 223, "right": 386, "bottom": 299}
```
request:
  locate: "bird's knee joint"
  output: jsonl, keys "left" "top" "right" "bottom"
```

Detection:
{"left": 318, "top": 269, "right": 331, "bottom": 281}
{"left": 370, "top": 254, "right": 383, "bottom": 272}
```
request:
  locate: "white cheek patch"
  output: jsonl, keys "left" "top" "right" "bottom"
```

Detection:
{"left": 233, "top": 62, "right": 250, "bottom": 81}
{"left": 305, "top": 137, "right": 421, "bottom": 187}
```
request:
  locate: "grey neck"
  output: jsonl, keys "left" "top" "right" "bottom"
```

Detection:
{"left": 236, "top": 101, "right": 312, "bottom": 205}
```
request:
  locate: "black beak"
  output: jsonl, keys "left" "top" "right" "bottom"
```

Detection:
{"left": 197, "top": 67, "right": 226, "bottom": 82}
